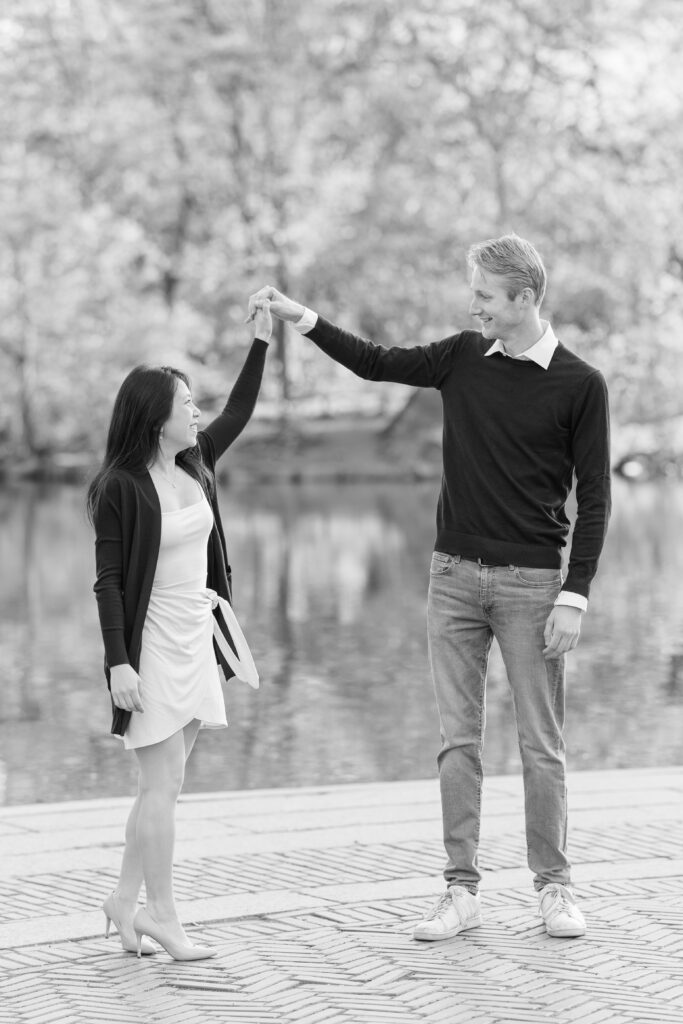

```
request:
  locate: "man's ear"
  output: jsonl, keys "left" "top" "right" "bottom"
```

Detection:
{"left": 519, "top": 287, "right": 535, "bottom": 307}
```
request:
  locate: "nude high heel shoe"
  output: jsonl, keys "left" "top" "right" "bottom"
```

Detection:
{"left": 102, "top": 893, "right": 156, "bottom": 955}
{"left": 134, "top": 907, "right": 216, "bottom": 961}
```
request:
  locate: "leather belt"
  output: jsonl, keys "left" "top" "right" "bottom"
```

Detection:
{"left": 466, "top": 556, "right": 513, "bottom": 568}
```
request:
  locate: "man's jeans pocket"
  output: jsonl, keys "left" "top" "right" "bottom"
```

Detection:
{"left": 513, "top": 566, "right": 563, "bottom": 587}
{"left": 430, "top": 551, "right": 459, "bottom": 576}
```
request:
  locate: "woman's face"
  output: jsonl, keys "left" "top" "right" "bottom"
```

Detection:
{"left": 161, "top": 379, "right": 200, "bottom": 451}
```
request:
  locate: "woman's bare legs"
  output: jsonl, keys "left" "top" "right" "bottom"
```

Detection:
{"left": 102, "top": 784, "right": 147, "bottom": 949}
{"left": 115, "top": 719, "right": 201, "bottom": 902}
{"left": 115, "top": 787, "right": 144, "bottom": 903}
{"left": 135, "top": 730, "right": 184, "bottom": 923}
{"left": 130, "top": 720, "right": 202, "bottom": 945}
{"left": 106, "top": 720, "right": 203, "bottom": 950}
{"left": 183, "top": 718, "right": 202, "bottom": 761}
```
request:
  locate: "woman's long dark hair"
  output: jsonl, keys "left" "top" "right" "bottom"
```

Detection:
{"left": 86, "top": 364, "right": 212, "bottom": 524}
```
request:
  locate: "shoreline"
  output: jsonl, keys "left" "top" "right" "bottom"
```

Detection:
{"left": 0, "top": 414, "right": 681, "bottom": 485}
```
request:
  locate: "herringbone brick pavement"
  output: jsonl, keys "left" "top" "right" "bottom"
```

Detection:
{"left": 2, "top": 820, "right": 682, "bottom": 922}
{"left": 1, "top": 887, "right": 683, "bottom": 1023}
{"left": 1, "top": 769, "right": 682, "bottom": 1023}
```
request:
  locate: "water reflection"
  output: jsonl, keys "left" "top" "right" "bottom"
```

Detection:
{"left": 0, "top": 478, "right": 681, "bottom": 805}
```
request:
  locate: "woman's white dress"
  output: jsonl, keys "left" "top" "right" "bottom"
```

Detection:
{"left": 124, "top": 488, "right": 228, "bottom": 750}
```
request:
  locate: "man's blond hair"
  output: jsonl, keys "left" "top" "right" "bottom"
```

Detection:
{"left": 467, "top": 233, "right": 547, "bottom": 306}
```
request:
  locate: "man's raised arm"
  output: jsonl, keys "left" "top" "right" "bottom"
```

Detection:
{"left": 247, "top": 285, "right": 457, "bottom": 389}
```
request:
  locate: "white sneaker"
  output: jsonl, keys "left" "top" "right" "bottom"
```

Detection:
{"left": 538, "top": 883, "right": 586, "bottom": 937}
{"left": 413, "top": 885, "right": 482, "bottom": 941}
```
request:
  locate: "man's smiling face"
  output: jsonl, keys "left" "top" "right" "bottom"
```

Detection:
{"left": 468, "top": 265, "right": 526, "bottom": 342}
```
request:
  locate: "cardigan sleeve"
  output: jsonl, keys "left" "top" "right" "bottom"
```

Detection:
{"left": 93, "top": 476, "right": 130, "bottom": 669}
{"left": 201, "top": 338, "right": 269, "bottom": 465}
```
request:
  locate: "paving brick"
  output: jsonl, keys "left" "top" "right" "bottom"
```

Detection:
{"left": 2, "top": 771, "right": 683, "bottom": 1023}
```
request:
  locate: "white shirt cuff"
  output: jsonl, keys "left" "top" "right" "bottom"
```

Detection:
{"left": 554, "top": 591, "right": 588, "bottom": 612}
{"left": 293, "top": 307, "right": 318, "bottom": 334}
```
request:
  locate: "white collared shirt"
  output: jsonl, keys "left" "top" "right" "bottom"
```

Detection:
{"left": 294, "top": 307, "right": 319, "bottom": 334}
{"left": 484, "top": 322, "right": 558, "bottom": 369}
{"left": 294, "top": 308, "right": 585, "bottom": 612}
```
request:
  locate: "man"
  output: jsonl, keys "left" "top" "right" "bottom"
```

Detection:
{"left": 248, "top": 234, "right": 611, "bottom": 940}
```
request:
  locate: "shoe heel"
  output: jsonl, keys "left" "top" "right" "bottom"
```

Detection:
{"left": 136, "top": 932, "right": 143, "bottom": 959}
{"left": 104, "top": 913, "right": 112, "bottom": 939}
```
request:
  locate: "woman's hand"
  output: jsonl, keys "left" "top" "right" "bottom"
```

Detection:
{"left": 247, "top": 286, "right": 305, "bottom": 323}
{"left": 109, "top": 664, "right": 144, "bottom": 713}
{"left": 251, "top": 298, "right": 272, "bottom": 342}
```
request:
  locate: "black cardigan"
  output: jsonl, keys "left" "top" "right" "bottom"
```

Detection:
{"left": 93, "top": 338, "right": 268, "bottom": 736}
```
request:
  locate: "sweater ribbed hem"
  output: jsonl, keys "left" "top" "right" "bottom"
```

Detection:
{"left": 435, "top": 531, "right": 562, "bottom": 569}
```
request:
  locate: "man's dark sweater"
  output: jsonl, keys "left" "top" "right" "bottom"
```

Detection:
{"left": 308, "top": 317, "right": 611, "bottom": 601}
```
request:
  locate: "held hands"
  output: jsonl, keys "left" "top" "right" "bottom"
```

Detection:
{"left": 110, "top": 664, "right": 144, "bottom": 713}
{"left": 543, "top": 605, "right": 582, "bottom": 659}
{"left": 250, "top": 298, "right": 273, "bottom": 342}
{"left": 246, "top": 286, "right": 305, "bottom": 324}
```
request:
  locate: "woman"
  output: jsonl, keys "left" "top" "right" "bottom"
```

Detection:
{"left": 87, "top": 302, "right": 271, "bottom": 961}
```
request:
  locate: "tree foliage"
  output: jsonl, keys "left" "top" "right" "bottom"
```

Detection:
{"left": 0, "top": 0, "right": 681, "bottom": 458}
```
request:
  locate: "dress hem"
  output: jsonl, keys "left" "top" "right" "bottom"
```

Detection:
{"left": 121, "top": 717, "right": 228, "bottom": 750}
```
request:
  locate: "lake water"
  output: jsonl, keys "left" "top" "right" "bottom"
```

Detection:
{"left": 0, "top": 477, "right": 682, "bottom": 806}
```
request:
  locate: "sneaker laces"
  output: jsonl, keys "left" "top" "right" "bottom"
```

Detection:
{"left": 540, "top": 884, "right": 576, "bottom": 918}
{"left": 426, "top": 886, "right": 473, "bottom": 922}
{"left": 426, "top": 891, "right": 453, "bottom": 921}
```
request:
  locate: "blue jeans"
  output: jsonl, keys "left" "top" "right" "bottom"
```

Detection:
{"left": 427, "top": 552, "right": 570, "bottom": 893}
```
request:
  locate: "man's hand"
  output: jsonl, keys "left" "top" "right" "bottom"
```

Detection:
{"left": 247, "top": 286, "right": 305, "bottom": 324}
{"left": 543, "top": 605, "right": 583, "bottom": 659}
{"left": 110, "top": 664, "right": 144, "bottom": 713}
